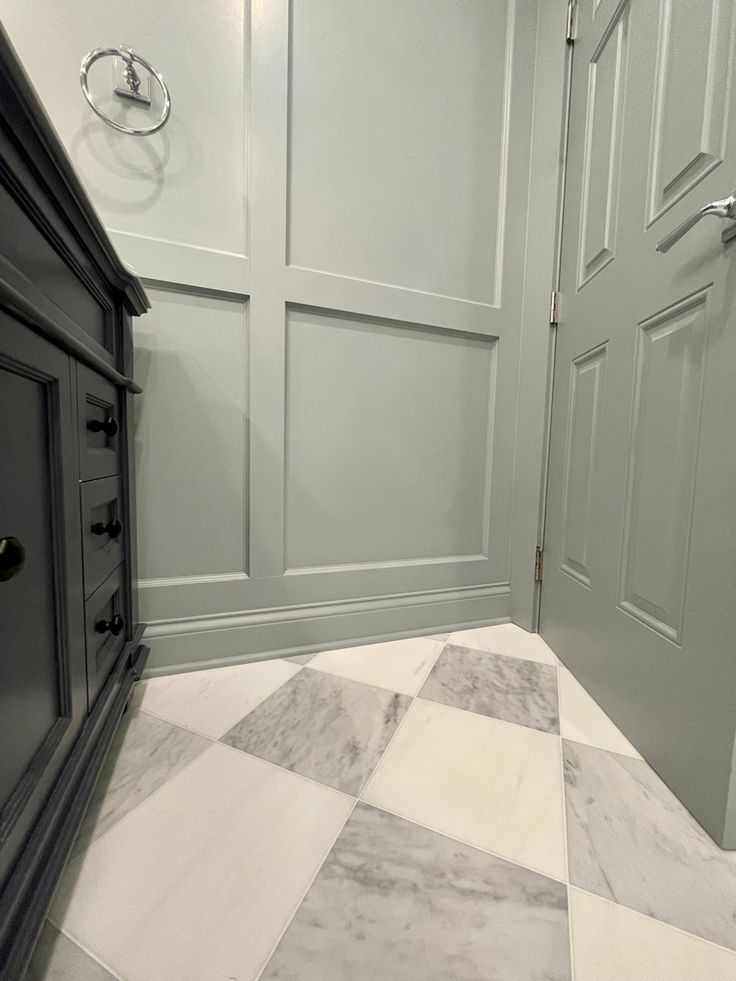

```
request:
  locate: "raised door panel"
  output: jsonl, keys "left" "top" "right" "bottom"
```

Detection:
{"left": 560, "top": 345, "right": 607, "bottom": 588}
{"left": 577, "top": 0, "right": 630, "bottom": 289}
{"left": 646, "top": 0, "right": 735, "bottom": 225}
{"left": 0, "top": 312, "right": 85, "bottom": 888}
{"left": 618, "top": 289, "right": 709, "bottom": 644}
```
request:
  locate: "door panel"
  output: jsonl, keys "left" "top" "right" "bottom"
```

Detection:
{"left": 542, "top": 0, "right": 736, "bottom": 846}
{"left": 0, "top": 313, "right": 86, "bottom": 887}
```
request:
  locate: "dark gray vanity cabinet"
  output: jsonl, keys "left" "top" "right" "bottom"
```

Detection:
{"left": 0, "top": 27, "right": 149, "bottom": 978}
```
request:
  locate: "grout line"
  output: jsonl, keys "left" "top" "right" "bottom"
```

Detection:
{"left": 44, "top": 920, "right": 126, "bottom": 980}
{"left": 413, "top": 692, "right": 561, "bottom": 740}
{"left": 568, "top": 884, "right": 736, "bottom": 960}
{"left": 561, "top": 733, "right": 643, "bottom": 763}
{"left": 214, "top": 737, "right": 358, "bottom": 804}
{"left": 252, "top": 797, "right": 359, "bottom": 981}
{"left": 358, "top": 636, "right": 447, "bottom": 798}
{"left": 556, "top": 656, "right": 576, "bottom": 981}
{"left": 253, "top": 640, "right": 448, "bottom": 979}
{"left": 359, "top": 796, "right": 568, "bottom": 885}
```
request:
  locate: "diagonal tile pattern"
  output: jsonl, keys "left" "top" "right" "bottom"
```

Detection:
{"left": 419, "top": 643, "right": 559, "bottom": 732}
{"left": 71, "top": 710, "right": 209, "bottom": 858}
{"left": 564, "top": 739, "right": 736, "bottom": 951}
{"left": 261, "top": 802, "right": 571, "bottom": 981}
{"left": 36, "top": 624, "right": 736, "bottom": 980}
{"left": 363, "top": 697, "right": 566, "bottom": 880}
{"left": 221, "top": 668, "right": 410, "bottom": 795}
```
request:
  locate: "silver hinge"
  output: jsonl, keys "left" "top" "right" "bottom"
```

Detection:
{"left": 549, "top": 290, "right": 560, "bottom": 326}
{"left": 566, "top": 0, "right": 577, "bottom": 42}
{"left": 534, "top": 546, "right": 544, "bottom": 583}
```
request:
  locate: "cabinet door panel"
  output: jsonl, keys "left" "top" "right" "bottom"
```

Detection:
{"left": 0, "top": 312, "right": 85, "bottom": 888}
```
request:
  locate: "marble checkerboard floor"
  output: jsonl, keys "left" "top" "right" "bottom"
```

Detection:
{"left": 28, "top": 625, "right": 736, "bottom": 980}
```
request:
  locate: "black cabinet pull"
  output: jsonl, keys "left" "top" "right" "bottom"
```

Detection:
{"left": 88, "top": 415, "right": 119, "bottom": 438}
{"left": 0, "top": 536, "right": 25, "bottom": 582}
{"left": 91, "top": 518, "right": 123, "bottom": 539}
{"left": 95, "top": 613, "right": 125, "bottom": 636}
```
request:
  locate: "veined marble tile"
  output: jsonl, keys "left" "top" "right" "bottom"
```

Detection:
{"left": 569, "top": 888, "right": 736, "bottom": 981}
{"left": 448, "top": 623, "right": 557, "bottom": 665}
{"left": 363, "top": 698, "right": 566, "bottom": 880}
{"left": 262, "top": 803, "right": 571, "bottom": 981}
{"left": 284, "top": 652, "right": 317, "bottom": 664}
{"left": 72, "top": 710, "right": 208, "bottom": 857}
{"left": 419, "top": 644, "right": 559, "bottom": 733}
{"left": 133, "top": 658, "right": 300, "bottom": 738}
{"left": 222, "top": 670, "right": 410, "bottom": 796}
{"left": 308, "top": 636, "right": 443, "bottom": 695}
{"left": 558, "top": 665, "right": 641, "bottom": 758}
{"left": 26, "top": 922, "right": 118, "bottom": 981}
{"left": 51, "top": 743, "right": 352, "bottom": 981}
{"left": 564, "top": 740, "right": 736, "bottom": 951}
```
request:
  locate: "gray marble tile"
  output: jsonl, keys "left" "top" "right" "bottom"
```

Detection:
{"left": 222, "top": 670, "right": 410, "bottom": 796}
{"left": 261, "top": 802, "right": 571, "bottom": 981}
{"left": 72, "top": 710, "right": 209, "bottom": 857}
{"left": 26, "top": 922, "right": 116, "bottom": 981}
{"left": 564, "top": 740, "right": 736, "bottom": 951}
{"left": 284, "top": 652, "right": 317, "bottom": 664}
{"left": 419, "top": 643, "right": 559, "bottom": 733}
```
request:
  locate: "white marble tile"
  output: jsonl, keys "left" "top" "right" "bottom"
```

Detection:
{"left": 222, "top": 670, "right": 410, "bottom": 796}
{"left": 133, "top": 658, "right": 301, "bottom": 738}
{"left": 363, "top": 698, "right": 566, "bottom": 880}
{"left": 420, "top": 644, "right": 559, "bottom": 733}
{"left": 564, "top": 741, "right": 736, "bottom": 951}
{"left": 307, "top": 636, "right": 444, "bottom": 695}
{"left": 569, "top": 888, "right": 736, "bottom": 981}
{"left": 26, "top": 922, "right": 118, "bottom": 981}
{"left": 262, "top": 803, "right": 571, "bottom": 981}
{"left": 51, "top": 743, "right": 353, "bottom": 981}
{"left": 558, "top": 665, "right": 641, "bottom": 759}
{"left": 72, "top": 711, "right": 209, "bottom": 857}
{"left": 448, "top": 623, "right": 557, "bottom": 665}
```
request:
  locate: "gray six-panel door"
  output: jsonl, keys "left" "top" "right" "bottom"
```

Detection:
{"left": 541, "top": 0, "right": 736, "bottom": 846}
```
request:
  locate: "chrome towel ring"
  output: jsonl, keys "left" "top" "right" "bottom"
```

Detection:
{"left": 80, "top": 45, "right": 171, "bottom": 136}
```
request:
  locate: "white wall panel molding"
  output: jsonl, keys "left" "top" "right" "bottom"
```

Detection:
{"left": 284, "top": 266, "right": 499, "bottom": 338}
{"left": 110, "top": 232, "right": 250, "bottom": 296}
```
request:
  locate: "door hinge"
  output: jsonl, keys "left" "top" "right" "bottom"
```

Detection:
{"left": 549, "top": 290, "right": 560, "bottom": 326}
{"left": 534, "top": 546, "right": 544, "bottom": 583}
{"left": 566, "top": 0, "right": 578, "bottom": 42}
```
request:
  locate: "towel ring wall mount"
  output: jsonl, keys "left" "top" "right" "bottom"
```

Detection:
{"left": 80, "top": 45, "right": 171, "bottom": 136}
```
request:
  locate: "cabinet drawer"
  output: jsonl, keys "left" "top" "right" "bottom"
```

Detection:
{"left": 78, "top": 363, "right": 122, "bottom": 481}
{"left": 81, "top": 476, "right": 125, "bottom": 599}
{"left": 85, "top": 565, "right": 127, "bottom": 706}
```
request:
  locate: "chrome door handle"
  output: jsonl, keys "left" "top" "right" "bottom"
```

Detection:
{"left": 656, "top": 193, "right": 736, "bottom": 253}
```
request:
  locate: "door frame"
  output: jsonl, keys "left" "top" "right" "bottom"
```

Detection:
{"left": 510, "top": 0, "right": 573, "bottom": 630}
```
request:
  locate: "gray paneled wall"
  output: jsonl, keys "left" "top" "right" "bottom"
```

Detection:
{"left": 3, "top": 0, "right": 564, "bottom": 671}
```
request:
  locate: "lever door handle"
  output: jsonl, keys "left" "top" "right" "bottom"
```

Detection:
{"left": 656, "top": 193, "right": 736, "bottom": 253}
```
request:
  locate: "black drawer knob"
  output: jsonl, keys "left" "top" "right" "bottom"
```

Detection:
{"left": 0, "top": 536, "right": 25, "bottom": 582}
{"left": 96, "top": 614, "right": 125, "bottom": 636}
{"left": 88, "top": 415, "right": 119, "bottom": 438}
{"left": 91, "top": 518, "right": 123, "bottom": 539}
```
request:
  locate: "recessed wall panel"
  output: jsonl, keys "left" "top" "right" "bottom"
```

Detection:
{"left": 618, "top": 290, "right": 709, "bottom": 643}
{"left": 560, "top": 344, "right": 607, "bottom": 588}
{"left": 284, "top": 308, "right": 496, "bottom": 570}
{"left": 134, "top": 288, "right": 248, "bottom": 581}
{"left": 287, "top": 0, "right": 510, "bottom": 303}
{"left": 577, "top": 0, "right": 629, "bottom": 289}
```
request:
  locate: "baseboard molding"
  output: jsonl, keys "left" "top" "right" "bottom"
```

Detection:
{"left": 143, "top": 582, "right": 511, "bottom": 675}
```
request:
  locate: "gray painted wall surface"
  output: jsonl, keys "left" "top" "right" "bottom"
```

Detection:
{"left": 3, "top": 0, "right": 564, "bottom": 670}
